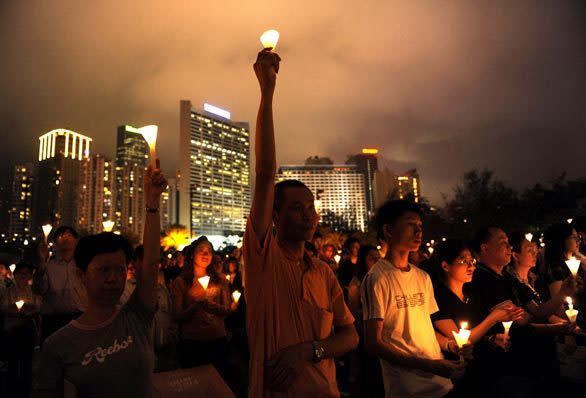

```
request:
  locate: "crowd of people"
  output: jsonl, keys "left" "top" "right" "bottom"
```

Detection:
{"left": 0, "top": 49, "right": 584, "bottom": 398}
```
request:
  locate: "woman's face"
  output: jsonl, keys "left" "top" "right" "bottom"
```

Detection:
{"left": 516, "top": 240, "right": 538, "bottom": 268}
{"left": 228, "top": 261, "right": 238, "bottom": 273}
{"left": 444, "top": 249, "right": 476, "bottom": 284}
{"left": 565, "top": 229, "right": 580, "bottom": 255}
{"left": 193, "top": 243, "right": 212, "bottom": 269}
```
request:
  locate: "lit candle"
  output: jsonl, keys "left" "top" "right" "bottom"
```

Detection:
{"left": 138, "top": 125, "right": 158, "bottom": 168}
{"left": 428, "top": 247, "right": 434, "bottom": 255}
{"left": 15, "top": 300, "right": 24, "bottom": 311}
{"left": 42, "top": 224, "right": 52, "bottom": 242}
{"left": 524, "top": 233, "right": 533, "bottom": 242}
{"left": 451, "top": 321, "right": 471, "bottom": 348}
{"left": 102, "top": 220, "right": 115, "bottom": 232}
{"left": 226, "top": 274, "right": 231, "bottom": 281}
{"left": 260, "top": 29, "right": 280, "bottom": 50}
{"left": 565, "top": 257, "right": 581, "bottom": 278}
{"left": 334, "top": 254, "right": 341, "bottom": 264}
{"left": 567, "top": 218, "right": 573, "bottom": 224}
{"left": 565, "top": 297, "right": 578, "bottom": 323}
{"left": 198, "top": 275, "right": 210, "bottom": 290}
{"left": 9, "top": 264, "right": 16, "bottom": 273}
{"left": 502, "top": 321, "right": 513, "bottom": 338}
{"left": 232, "top": 290, "right": 242, "bottom": 303}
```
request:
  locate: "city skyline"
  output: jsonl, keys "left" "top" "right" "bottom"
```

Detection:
{"left": 1, "top": 1, "right": 583, "bottom": 205}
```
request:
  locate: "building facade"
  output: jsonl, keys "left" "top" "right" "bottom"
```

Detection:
{"left": 32, "top": 129, "right": 92, "bottom": 230}
{"left": 276, "top": 164, "right": 367, "bottom": 231}
{"left": 346, "top": 149, "right": 379, "bottom": 220}
{"left": 77, "top": 154, "right": 116, "bottom": 234}
{"left": 7, "top": 163, "right": 34, "bottom": 239}
{"left": 179, "top": 101, "right": 251, "bottom": 236}
{"left": 373, "top": 168, "right": 421, "bottom": 207}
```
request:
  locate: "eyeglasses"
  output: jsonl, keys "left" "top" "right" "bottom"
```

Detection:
{"left": 454, "top": 258, "right": 477, "bottom": 267}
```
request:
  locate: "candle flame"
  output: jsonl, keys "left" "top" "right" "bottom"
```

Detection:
{"left": 460, "top": 321, "right": 468, "bottom": 330}
{"left": 138, "top": 125, "right": 158, "bottom": 148}
{"left": 198, "top": 275, "right": 210, "bottom": 290}
{"left": 566, "top": 297, "right": 573, "bottom": 306}
{"left": 524, "top": 233, "right": 533, "bottom": 242}
{"left": 9, "top": 264, "right": 16, "bottom": 273}
{"left": 502, "top": 321, "right": 513, "bottom": 330}
{"left": 565, "top": 257, "right": 580, "bottom": 277}
{"left": 232, "top": 290, "right": 242, "bottom": 303}
{"left": 42, "top": 224, "right": 53, "bottom": 239}
{"left": 260, "top": 29, "right": 280, "bottom": 49}
{"left": 15, "top": 300, "right": 24, "bottom": 310}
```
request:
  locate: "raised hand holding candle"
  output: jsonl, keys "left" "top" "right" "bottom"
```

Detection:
{"left": 565, "top": 297, "right": 578, "bottom": 323}
{"left": 565, "top": 257, "right": 580, "bottom": 278}
{"left": 451, "top": 321, "right": 471, "bottom": 348}
{"left": 42, "top": 224, "right": 52, "bottom": 242}
{"left": 198, "top": 275, "right": 210, "bottom": 290}
{"left": 138, "top": 125, "right": 158, "bottom": 168}
{"left": 232, "top": 290, "right": 242, "bottom": 304}
{"left": 502, "top": 321, "right": 513, "bottom": 338}
{"left": 260, "top": 29, "right": 279, "bottom": 50}
{"left": 15, "top": 300, "right": 24, "bottom": 311}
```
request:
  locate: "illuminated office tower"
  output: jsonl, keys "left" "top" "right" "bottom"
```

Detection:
{"left": 115, "top": 125, "right": 149, "bottom": 237}
{"left": 32, "top": 129, "right": 92, "bottom": 230}
{"left": 276, "top": 163, "right": 367, "bottom": 231}
{"left": 396, "top": 169, "right": 421, "bottom": 203}
{"left": 77, "top": 154, "right": 116, "bottom": 233}
{"left": 374, "top": 168, "right": 421, "bottom": 207}
{"left": 7, "top": 163, "right": 34, "bottom": 239}
{"left": 346, "top": 148, "right": 379, "bottom": 219}
{"left": 179, "top": 101, "right": 251, "bottom": 237}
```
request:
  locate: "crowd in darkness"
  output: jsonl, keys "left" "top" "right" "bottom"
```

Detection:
{"left": 0, "top": 49, "right": 584, "bottom": 398}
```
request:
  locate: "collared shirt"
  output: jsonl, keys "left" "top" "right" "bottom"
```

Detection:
{"left": 33, "top": 257, "right": 87, "bottom": 315}
{"left": 243, "top": 220, "right": 354, "bottom": 398}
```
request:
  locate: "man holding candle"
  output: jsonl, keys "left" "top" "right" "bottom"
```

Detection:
{"left": 33, "top": 226, "right": 88, "bottom": 343}
{"left": 361, "top": 200, "right": 466, "bottom": 398}
{"left": 243, "top": 48, "right": 358, "bottom": 397}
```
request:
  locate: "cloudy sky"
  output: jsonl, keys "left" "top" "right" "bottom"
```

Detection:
{"left": 1, "top": 0, "right": 584, "bottom": 204}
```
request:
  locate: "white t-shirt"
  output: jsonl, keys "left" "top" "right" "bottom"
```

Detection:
{"left": 361, "top": 258, "right": 452, "bottom": 398}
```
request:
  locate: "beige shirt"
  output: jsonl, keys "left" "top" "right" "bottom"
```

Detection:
{"left": 33, "top": 257, "right": 87, "bottom": 315}
{"left": 243, "top": 220, "right": 354, "bottom": 398}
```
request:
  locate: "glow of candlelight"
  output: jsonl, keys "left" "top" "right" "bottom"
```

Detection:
{"left": 451, "top": 321, "right": 471, "bottom": 348}
{"left": 15, "top": 300, "right": 24, "bottom": 310}
{"left": 565, "top": 257, "right": 581, "bottom": 277}
{"left": 232, "top": 290, "right": 242, "bottom": 303}
{"left": 102, "top": 220, "right": 115, "bottom": 232}
{"left": 428, "top": 247, "right": 434, "bottom": 255}
{"left": 502, "top": 321, "right": 513, "bottom": 337}
{"left": 138, "top": 125, "right": 158, "bottom": 168}
{"left": 42, "top": 224, "right": 52, "bottom": 241}
{"left": 198, "top": 275, "right": 210, "bottom": 290}
{"left": 565, "top": 297, "right": 578, "bottom": 323}
{"left": 9, "top": 264, "right": 16, "bottom": 273}
{"left": 334, "top": 254, "right": 341, "bottom": 264}
{"left": 525, "top": 233, "right": 533, "bottom": 242}
{"left": 226, "top": 274, "right": 231, "bottom": 281}
{"left": 567, "top": 218, "right": 573, "bottom": 224}
{"left": 260, "top": 29, "right": 279, "bottom": 50}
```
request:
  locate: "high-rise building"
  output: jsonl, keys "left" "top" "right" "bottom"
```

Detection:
{"left": 179, "top": 101, "right": 251, "bottom": 236}
{"left": 160, "top": 176, "right": 179, "bottom": 231}
{"left": 77, "top": 154, "right": 116, "bottom": 234}
{"left": 7, "top": 163, "right": 34, "bottom": 239}
{"left": 373, "top": 168, "right": 421, "bottom": 207}
{"left": 396, "top": 169, "right": 421, "bottom": 203}
{"left": 346, "top": 149, "right": 379, "bottom": 219}
{"left": 276, "top": 164, "right": 367, "bottom": 231}
{"left": 115, "top": 125, "right": 149, "bottom": 237}
{"left": 32, "top": 129, "right": 92, "bottom": 230}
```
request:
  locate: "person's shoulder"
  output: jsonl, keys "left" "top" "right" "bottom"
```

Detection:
{"left": 363, "top": 260, "right": 389, "bottom": 284}
{"left": 43, "top": 323, "right": 78, "bottom": 349}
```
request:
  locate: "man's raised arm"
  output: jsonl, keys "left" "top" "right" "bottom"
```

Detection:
{"left": 250, "top": 49, "right": 281, "bottom": 242}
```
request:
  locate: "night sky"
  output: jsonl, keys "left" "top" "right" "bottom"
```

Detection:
{"left": 1, "top": 1, "right": 584, "bottom": 204}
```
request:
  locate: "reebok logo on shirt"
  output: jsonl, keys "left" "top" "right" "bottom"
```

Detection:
{"left": 395, "top": 293, "right": 425, "bottom": 309}
{"left": 81, "top": 336, "right": 134, "bottom": 366}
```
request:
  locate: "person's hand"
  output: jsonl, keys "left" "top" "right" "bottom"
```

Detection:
{"left": 265, "top": 342, "right": 312, "bottom": 391}
{"left": 489, "top": 305, "right": 525, "bottom": 323}
{"left": 560, "top": 277, "right": 577, "bottom": 297}
{"left": 254, "top": 49, "right": 281, "bottom": 96}
{"left": 455, "top": 343, "right": 474, "bottom": 361}
{"left": 230, "top": 301, "right": 239, "bottom": 312}
{"left": 430, "top": 359, "right": 466, "bottom": 379}
{"left": 490, "top": 333, "right": 511, "bottom": 351}
{"left": 144, "top": 159, "right": 168, "bottom": 207}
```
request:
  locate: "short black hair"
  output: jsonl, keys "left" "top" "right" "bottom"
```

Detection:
{"left": 375, "top": 199, "right": 423, "bottom": 240}
{"left": 51, "top": 226, "right": 79, "bottom": 242}
{"left": 74, "top": 232, "right": 133, "bottom": 272}
{"left": 508, "top": 231, "right": 527, "bottom": 254}
{"left": 273, "top": 179, "right": 312, "bottom": 211}
{"left": 428, "top": 239, "right": 470, "bottom": 281}
{"left": 469, "top": 226, "right": 500, "bottom": 256}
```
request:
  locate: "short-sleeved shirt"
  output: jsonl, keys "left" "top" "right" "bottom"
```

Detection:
{"left": 32, "top": 291, "right": 155, "bottom": 398}
{"left": 243, "top": 219, "right": 354, "bottom": 398}
{"left": 361, "top": 259, "right": 452, "bottom": 398}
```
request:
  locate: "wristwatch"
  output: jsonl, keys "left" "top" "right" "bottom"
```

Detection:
{"left": 312, "top": 341, "right": 325, "bottom": 363}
